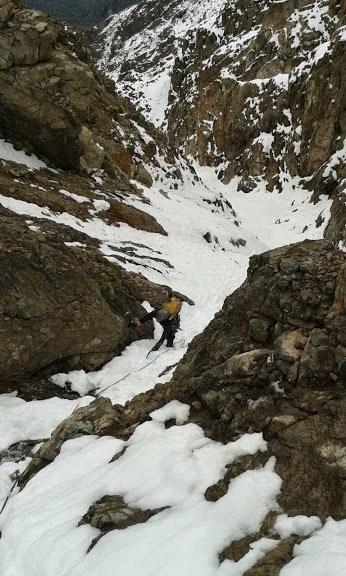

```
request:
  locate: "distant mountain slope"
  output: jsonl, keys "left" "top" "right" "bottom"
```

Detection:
{"left": 88, "top": 0, "right": 346, "bottom": 247}
{"left": 24, "top": 0, "right": 139, "bottom": 28}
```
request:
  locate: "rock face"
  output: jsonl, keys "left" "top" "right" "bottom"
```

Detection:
{"left": 174, "top": 239, "right": 346, "bottom": 388}
{"left": 0, "top": 207, "right": 132, "bottom": 380}
{"left": 0, "top": 0, "right": 196, "bottom": 385}
{"left": 116, "top": 239, "right": 346, "bottom": 525}
{"left": 0, "top": 188, "right": 180, "bottom": 383}
{"left": 0, "top": 0, "right": 176, "bottom": 185}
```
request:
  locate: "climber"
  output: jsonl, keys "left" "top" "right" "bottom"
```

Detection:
{"left": 128, "top": 296, "right": 181, "bottom": 354}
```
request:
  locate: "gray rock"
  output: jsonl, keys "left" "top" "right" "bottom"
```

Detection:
{"left": 79, "top": 494, "right": 166, "bottom": 532}
{"left": 274, "top": 330, "right": 307, "bottom": 363}
{"left": 19, "top": 397, "right": 121, "bottom": 486}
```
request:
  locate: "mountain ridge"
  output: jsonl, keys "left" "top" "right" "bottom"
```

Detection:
{"left": 23, "top": 0, "right": 139, "bottom": 29}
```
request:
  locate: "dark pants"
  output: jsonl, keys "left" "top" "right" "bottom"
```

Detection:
{"left": 166, "top": 316, "right": 180, "bottom": 347}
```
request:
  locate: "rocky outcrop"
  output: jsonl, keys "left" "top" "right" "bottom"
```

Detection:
{"left": 173, "top": 239, "right": 346, "bottom": 388}
{"left": 0, "top": 159, "right": 167, "bottom": 234}
{"left": 0, "top": 0, "right": 176, "bottom": 185}
{"left": 169, "top": 0, "right": 346, "bottom": 180}
{"left": 113, "top": 239, "right": 346, "bottom": 524}
{"left": 0, "top": 194, "right": 179, "bottom": 382}
{"left": 0, "top": 208, "right": 131, "bottom": 380}
{"left": 18, "top": 397, "right": 122, "bottom": 486}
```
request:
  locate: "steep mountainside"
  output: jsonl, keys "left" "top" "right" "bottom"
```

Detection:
{"left": 0, "top": 0, "right": 201, "bottom": 379}
{"left": 89, "top": 0, "right": 346, "bottom": 245}
{"left": 0, "top": 0, "right": 184, "bottom": 186}
{"left": 17, "top": 237, "right": 346, "bottom": 576}
{"left": 0, "top": 1, "right": 346, "bottom": 574}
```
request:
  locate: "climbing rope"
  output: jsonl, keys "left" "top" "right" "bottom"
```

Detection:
{"left": 0, "top": 473, "right": 19, "bottom": 517}
{"left": 94, "top": 349, "right": 169, "bottom": 397}
{"left": 94, "top": 339, "right": 185, "bottom": 397}
{"left": 0, "top": 342, "right": 186, "bottom": 518}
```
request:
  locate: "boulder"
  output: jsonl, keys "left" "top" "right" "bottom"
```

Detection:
{"left": 171, "top": 239, "right": 345, "bottom": 387}
{"left": 0, "top": 208, "right": 150, "bottom": 381}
